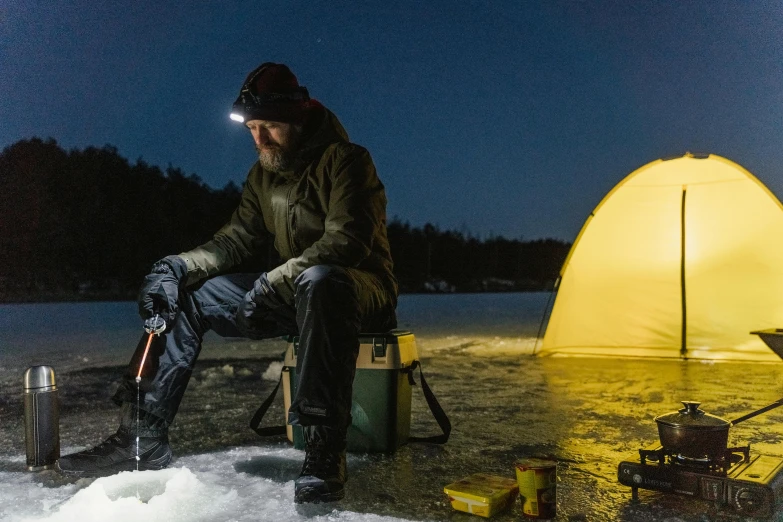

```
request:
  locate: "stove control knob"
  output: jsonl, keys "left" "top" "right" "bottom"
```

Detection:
{"left": 733, "top": 487, "right": 763, "bottom": 514}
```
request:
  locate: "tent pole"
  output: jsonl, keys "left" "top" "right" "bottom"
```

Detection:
{"left": 533, "top": 276, "right": 560, "bottom": 355}
{"left": 680, "top": 187, "right": 688, "bottom": 358}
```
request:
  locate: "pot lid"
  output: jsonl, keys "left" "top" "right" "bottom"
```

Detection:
{"left": 654, "top": 401, "right": 730, "bottom": 429}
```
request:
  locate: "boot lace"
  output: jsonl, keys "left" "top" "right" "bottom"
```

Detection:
{"left": 79, "top": 432, "right": 128, "bottom": 456}
{"left": 301, "top": 443, "right": 339, "bottom": 478}
{"left": 103, "top": 433, "right": 126, "bottom": 447}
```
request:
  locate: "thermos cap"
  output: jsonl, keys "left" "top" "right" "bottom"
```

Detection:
{"left": 24, "top": 366, "right": 56, "bottom": 390}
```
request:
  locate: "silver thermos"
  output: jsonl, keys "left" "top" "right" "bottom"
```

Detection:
{"left": 24, "top": 366, "right": 60, "bottom": 470}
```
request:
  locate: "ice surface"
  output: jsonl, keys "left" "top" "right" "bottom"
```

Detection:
{"left": 0, "top": 293, "right": 549, "bottom": 522}
{"left": 4, "top": 293, "right": 778, "bottom": 521}
{"left": 3, "top": 447, "right": 413, "bottom": 522}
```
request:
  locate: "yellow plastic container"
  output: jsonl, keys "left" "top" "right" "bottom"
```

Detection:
{"left": 444, "top": 473, "right": 519, "bottom": 518}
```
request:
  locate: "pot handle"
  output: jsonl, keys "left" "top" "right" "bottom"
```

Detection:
{"left": 730, "top": 397, "right": 783, "bottom": 426}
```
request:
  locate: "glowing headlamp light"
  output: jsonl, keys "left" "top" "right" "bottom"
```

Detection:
{"left": 229, "top": 87, "right": 310, "bottom": 123}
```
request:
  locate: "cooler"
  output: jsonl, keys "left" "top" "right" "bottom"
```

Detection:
{"left": 282, "top": 330, "right": 418, "bottom": 453}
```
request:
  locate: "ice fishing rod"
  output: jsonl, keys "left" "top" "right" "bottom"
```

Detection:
{"left": 137, "top": 314, "right": 166, "bottom": 382}
{"left": 134, "top": 314, "right": 166, "bottom": 473}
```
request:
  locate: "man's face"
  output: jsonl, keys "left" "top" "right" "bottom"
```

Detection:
{"left": 246, "top": 119, "right": 303, "bottom": 172}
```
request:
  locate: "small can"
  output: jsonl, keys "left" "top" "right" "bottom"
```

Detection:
{"left": 515, "top": 458, "right": 557, "bottom": 519}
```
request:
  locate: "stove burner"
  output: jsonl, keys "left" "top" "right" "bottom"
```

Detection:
{"left": 673, "top": 453, "right": 714, "bottom": 466}
{"left": 638, "top": 443, "right": 751, "bottom": 475}
{"left": 619, "top": 442, "right": 783, "bottom": 517}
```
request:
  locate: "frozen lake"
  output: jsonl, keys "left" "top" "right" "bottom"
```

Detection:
{"left": 3, "top": 292, "right": 783, "bottom": 521}
{"left": 0, "top": 293, "right": 547, "bottom": 522}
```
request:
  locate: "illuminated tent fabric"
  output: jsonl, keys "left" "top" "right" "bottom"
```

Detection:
{"left": 540, "top": 154, "right": 783, "bottom": 361}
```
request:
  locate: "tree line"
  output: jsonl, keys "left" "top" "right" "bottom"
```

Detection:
{"left": 0, "top": 138, "right": 570, "bottom": 302}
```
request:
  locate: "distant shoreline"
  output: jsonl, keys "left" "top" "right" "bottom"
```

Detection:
{"left": 0, "top": 287, "right": 553, "bottom": 305}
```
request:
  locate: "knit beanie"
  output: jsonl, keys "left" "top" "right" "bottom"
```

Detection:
{"left": 230, "top": 62, "right": 310, "bottom": 123}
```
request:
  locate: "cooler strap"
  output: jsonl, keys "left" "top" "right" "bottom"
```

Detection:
{"left": 251, "top": 361, "right": 452, "bottom": 443}
{"left": 249, "top": 372, "right": 287, "bottom": 437}
{"left": 406, "top": 360, "right": 452, "bottom": 444}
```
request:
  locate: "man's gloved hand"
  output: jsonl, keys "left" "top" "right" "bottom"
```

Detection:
{"left": 250, "top": 272, "right": 288, "bottom": 310}
{"left": 236, "top": 273, "right": 294, "bottom": 336}
{"left": 137, "top": 255, "right": 189, "bottom": 327}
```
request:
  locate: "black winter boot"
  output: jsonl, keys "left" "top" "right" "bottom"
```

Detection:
{"left": 294, "top": 426, "right": 347, "bottom": 504}
{"left": 55, "top": 403, "right": 172, "bottom": 478}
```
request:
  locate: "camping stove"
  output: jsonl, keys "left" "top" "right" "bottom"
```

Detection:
{"left": 618, "top": 442, "right": 783, "bottom": 518}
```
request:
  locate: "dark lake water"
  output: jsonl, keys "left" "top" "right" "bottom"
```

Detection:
{"left": 0, "top": 292, "right": 551, "bottom": 384}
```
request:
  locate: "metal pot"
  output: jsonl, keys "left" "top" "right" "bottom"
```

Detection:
{"left": 655, "top": 399, "right": 783, "bottom": 459}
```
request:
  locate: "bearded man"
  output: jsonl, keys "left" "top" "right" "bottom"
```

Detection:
{"left": 55, "top": 62, "right": 399, "bottom": 504}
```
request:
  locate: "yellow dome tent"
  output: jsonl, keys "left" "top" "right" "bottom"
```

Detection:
{"left": 539, "top": 153, "right": 783, "bottom": 361}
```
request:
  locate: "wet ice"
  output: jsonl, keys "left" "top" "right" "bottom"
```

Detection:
{"left": 3, "top": 293, "right": 783, "bottom": 521}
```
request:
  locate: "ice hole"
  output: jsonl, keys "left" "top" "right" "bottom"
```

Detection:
{"left": 99, "top": 468, "right": 181, "bottom": 503}
{"left": 105, "top": 477, "right": 166, "bottom": 503}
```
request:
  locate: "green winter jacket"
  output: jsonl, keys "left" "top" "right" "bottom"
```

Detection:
{"left": 178, "top": 105, "right": 397, "bottom": 305}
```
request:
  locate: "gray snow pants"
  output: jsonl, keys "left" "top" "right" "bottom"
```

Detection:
{"left": 113, "top": 265, "right": 397, "bottom": 432}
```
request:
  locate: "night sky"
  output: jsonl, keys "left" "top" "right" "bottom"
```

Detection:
{"left": 2, "top": 1, "right": 782, "bottom": 241}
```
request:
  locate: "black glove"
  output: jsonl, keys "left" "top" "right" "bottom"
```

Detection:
{"left": 137, "top": 255, "right": 188, "bottom": 326}
{"left": 250, "top": 273, "right": 288, "bottom": 310}
{"left": 236, "top": 273, "right": 295, "bottom": 336}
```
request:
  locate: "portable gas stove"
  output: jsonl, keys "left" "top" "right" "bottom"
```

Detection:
{"left": 618, "top": 442, "right": 783, "bottom": 517}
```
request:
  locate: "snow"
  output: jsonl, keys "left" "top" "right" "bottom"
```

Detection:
{"left": 3, "top": 447, "right": 412, "bottom": 522}
{"left": 262, "top": 361, "right": 284, "bottom": 382}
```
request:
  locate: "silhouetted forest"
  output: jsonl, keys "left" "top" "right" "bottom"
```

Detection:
{"left": 0, "top": 138, "right": 571, "bottom": 302}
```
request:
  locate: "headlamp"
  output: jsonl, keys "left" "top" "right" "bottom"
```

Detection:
{"left": 229, "top": 85, "right": 310, "bottom": 123}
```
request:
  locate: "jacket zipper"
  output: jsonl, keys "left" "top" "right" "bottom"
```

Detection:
{"left": 286, "top": 182, "right": 297, "bottom": 257}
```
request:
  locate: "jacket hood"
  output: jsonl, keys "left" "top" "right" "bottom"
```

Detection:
{"left": 295, "top": 102, "right": 349, "bottom": 165}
